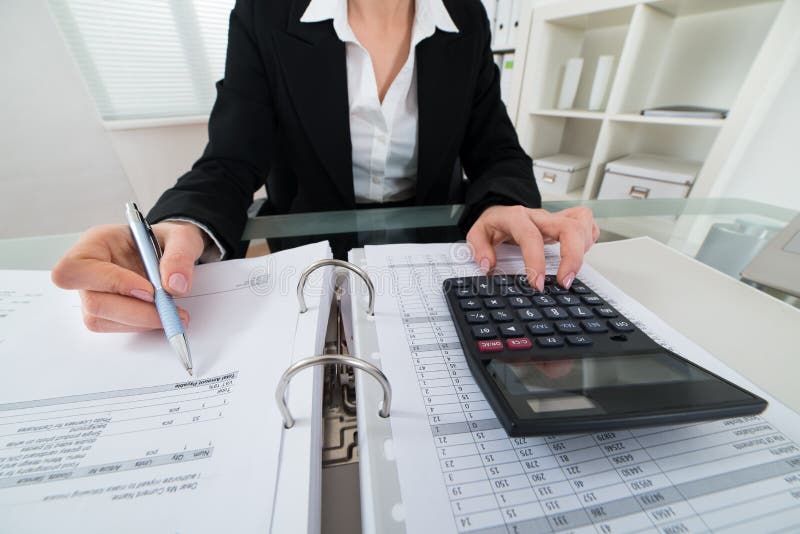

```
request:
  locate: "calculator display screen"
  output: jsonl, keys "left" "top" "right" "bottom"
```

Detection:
{"left": 488, "top": 352, "right": 754, "bottom": 419}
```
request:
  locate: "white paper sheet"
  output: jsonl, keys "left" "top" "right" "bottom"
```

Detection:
{"left": 0, "top": 241, "right": 332, "bottom": 533}
{"left": 365, "top": 242, "right": 800, "bottom": 534}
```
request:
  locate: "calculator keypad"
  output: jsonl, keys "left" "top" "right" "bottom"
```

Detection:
{"left": 448, "top": 274, "right": 641, "bottom": 357}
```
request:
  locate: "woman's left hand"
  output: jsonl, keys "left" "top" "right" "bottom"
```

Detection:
{"left": 466, "top": 205, "right": 599, "bottom": 291}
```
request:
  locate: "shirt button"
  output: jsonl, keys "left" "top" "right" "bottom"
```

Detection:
{"left": 371, "top": 176, "right": 381, "bottom": 184}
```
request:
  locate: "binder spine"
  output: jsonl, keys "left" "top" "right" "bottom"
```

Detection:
{"left": 279, "top": 258, "right": 390, "bottom": 430}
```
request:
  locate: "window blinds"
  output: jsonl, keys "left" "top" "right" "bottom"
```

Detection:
{"left": 48, "top": 0, "right": 235, "bottom": 121}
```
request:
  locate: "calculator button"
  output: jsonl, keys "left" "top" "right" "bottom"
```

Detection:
{"left": 490, "top": 310, "right": 512, "bottom": 322}
{"left": 465, "top": 312, "right": 488, "bottom": 324}
{"left": 506, "top": 337, "right": 532, "bottom": 350}
{"left": 501, "top": 286, "right": 524, "bottom": 297}
{"left": 609, "top": 319, "right": 635, "bottom": 332}
{"left": 472, "top": 325, "right": 497, "bottom": 339}
{"left": 545, "top": 285, "right": 569, "bottom": 295}
{"left": 582, "top": 294, "right": 603, "bottom": 305}
{"left": 554, "top": 321, "right": 581, "bottom": 334}
{"left": 517, "top": 285, "right": 538, "bottom": 296}
{"left": 517, "top": 308, "right": 543, "bottom": 321}
{"left": 499, "top": 324, "right": 524, "bottom": 337}
{"left": 477, "top": 340, "right": 504, "bottom": 353}
{"left": 566, "top": 335, "right": 593, "bottom": 346}
{"left": 536, "top": 336, "right": 564, "bottom": 348}
{"left": 571, "top": 284, "right": 592, "bottom": 294}
{"left": 455, "top": 287, "right": 476, "bottom": 298}
{"left": 452, "top": 278, "right": 469, "bottom": 287}
{"left": 483, "top": 297, "right": 504, "bottom": 308}
{"left": 492, "top": 275, "right": 512, "bottom": 285}
{"left": 594, "top": 307, "right": 618, "bottom": 318}
{"left": 581, "top": 320, "right": 608, "bottom": 333}
{"left": 476, "top": 281, "right": 495, "bottom": 296}
{"left": 542, "top": 307, "right": 568, "bottom": 319}
{"left": 459, "top": 299, "right": 481, "bottom": 310}
{"left": 527, "top": 322, "right": 554, "bottom": 335}
{"left": 555, "top": 294, "right": 581, "bottom": 306}
{"left": 568, "top": 306, "right": 593, "bottom": 319}
{"left": 532, "top": 295, "right": 556, "bottom": 306}
{"left": 508, "top": 296, "right": 533, "bottom": 308}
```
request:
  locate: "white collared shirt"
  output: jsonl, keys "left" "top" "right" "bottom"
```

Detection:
{"left": 301, "top": 0, "right": 458, "bottom": 203}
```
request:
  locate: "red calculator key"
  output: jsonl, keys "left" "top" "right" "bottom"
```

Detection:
{"left": 506, "top": 337, "right": 532, "bottom": 350}
{"left": 477, "top": 340, "right": 504, "bottom": 353}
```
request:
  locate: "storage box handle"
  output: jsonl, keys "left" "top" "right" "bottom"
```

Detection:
{"left": 542, "top": 172, "right": 557, "bottom": 184}
{"left": 629, "top": 185, "right": 650, "bottom": 199}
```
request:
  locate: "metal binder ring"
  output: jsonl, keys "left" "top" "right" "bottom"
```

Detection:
{"left": 276, "top": 354, "right": 391, "bottom": 429}
{"left": 296, "top": 259, "right": 375, "bottom": 315}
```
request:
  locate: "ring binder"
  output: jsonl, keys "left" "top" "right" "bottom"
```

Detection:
{"left": 276, "top": 354, "right": 391, "bottom": 429}
{"left": 297, "top": 259, "right": 375, "bottom": 315}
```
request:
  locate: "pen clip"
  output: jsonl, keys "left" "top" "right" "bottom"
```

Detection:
{"left": 146, "top": 219, "right": 163, "bottom": 261}
{"left": 130, "top": 201, "right": 163, "bottom": 261}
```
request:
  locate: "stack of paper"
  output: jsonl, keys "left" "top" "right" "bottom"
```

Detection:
{"left": 0, "top": 241, "right": 333, "bottom": 533}
{"left": 360, "top": 242, "right": 800, "bottom": 533}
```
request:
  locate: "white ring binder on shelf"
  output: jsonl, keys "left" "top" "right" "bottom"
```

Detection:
{"left": 280, "top": 258, "right": 390, "bottom": 429}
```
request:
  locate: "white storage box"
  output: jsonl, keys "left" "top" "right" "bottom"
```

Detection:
{"left": 598, "top": 153, "right": 702, "bottom": 200}
{"left": 533, "top": 153, "right": 591, "bottom": 195}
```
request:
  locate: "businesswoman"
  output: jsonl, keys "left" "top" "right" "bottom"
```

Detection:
{"left": 52, "top": 0, "right": 598, "bottom": 333}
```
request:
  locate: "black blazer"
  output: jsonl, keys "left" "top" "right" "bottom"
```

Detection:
{"left": 148, "top": 0, "right": 541, "bottom": 257}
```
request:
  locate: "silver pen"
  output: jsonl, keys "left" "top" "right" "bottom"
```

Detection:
{"left": 125, "top": 202, "right": 193, "bottom": 376}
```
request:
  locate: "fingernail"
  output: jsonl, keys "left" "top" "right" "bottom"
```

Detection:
{"left": 130, "top": 289, "right": 154, "bottom": 303}
{"left": 478, "top": 258, "right": 491, "bottom": 274}
{"left": 562, "top": 272, "right": 576, "bottom": 289}
{"left": 535, "top": 274, "right": 545, "bottom": 292}
{"left": 168, "top": 273, "right": 188, "bottom": 293}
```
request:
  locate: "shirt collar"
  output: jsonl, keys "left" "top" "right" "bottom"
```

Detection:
{"left": 300, "top": 0, "right": 459, "bottom": 45}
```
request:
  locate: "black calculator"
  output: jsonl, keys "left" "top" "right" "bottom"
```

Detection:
{"left": 443, "top": 274, "right": 767, "bottom": 436}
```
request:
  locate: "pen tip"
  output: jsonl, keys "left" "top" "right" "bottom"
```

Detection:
{"left": 188, "top": 368, "right": 194, "bottom": 377}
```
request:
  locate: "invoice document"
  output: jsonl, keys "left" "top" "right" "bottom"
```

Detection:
{"left": 364, "top": 242, "right": 800, "bottom": 534}
{"left": 0, "top": 241, "right": 332, "bottom": 533}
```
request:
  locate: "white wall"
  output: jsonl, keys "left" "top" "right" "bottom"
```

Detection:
{"left": 715, "top": 47, "right": 800, "bottom": 210}
{"left": 0, "top": 0, "right": 135, "bottom": 238}
{"left": 0, "top": 0, "right": 210, "bottom": 239}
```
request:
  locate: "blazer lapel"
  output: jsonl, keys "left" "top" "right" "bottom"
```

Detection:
{"left": 275, "top": 1, "right": 355, "bottom": 206}
{"left": 416, "top": 29, "right": 470, "bottom": 204}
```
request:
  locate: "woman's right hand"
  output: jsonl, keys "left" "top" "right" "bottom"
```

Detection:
{"left": 52, "top": 221, "right": 207, "bottom": 333}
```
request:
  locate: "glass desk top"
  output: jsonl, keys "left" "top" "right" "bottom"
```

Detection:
{"left": 241, "top": 198, "right": 797, "bottom": 306}
{"left": 1, "top": 198, "right": 797, "bottom": 305}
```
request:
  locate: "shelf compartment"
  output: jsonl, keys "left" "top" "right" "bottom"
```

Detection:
{"left": 535, "top": 7, "right": 633, "bottom": 113}
{"left": 528, "top": 116, "right": 603, "bottom": 163}
{"left": 614, "top": 1, "right": 781, "bottom": 116}
{"left": 585, "top": 121, "right": 719, "bottom": 199}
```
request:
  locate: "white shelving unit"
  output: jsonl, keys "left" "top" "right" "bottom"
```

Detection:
{"left": 511, "top": 0, "right": 800, "bottom": 203}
